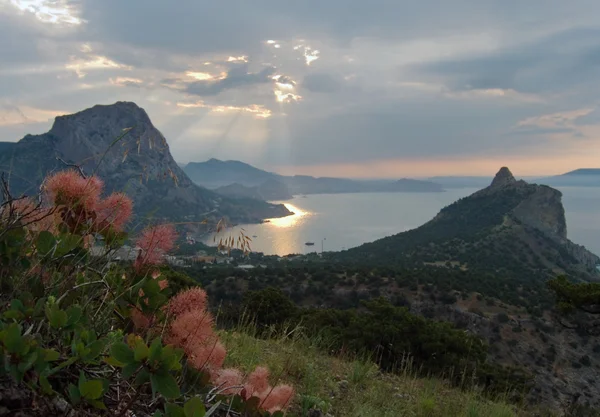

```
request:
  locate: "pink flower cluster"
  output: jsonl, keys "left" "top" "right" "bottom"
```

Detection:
{"left": 211, "top": 366, "right": 294, "bottom": 413}
{"left": 165, "top": 288, "right": 225, "bottom": 373}
{"left": 134, "top": 224, "right": 177, "bottom": 272}
{"left": 166, "top": 288, "right": 294, "bottom": 413}
{"left": 44, "top": 170, "right": 133, "bottom": 235}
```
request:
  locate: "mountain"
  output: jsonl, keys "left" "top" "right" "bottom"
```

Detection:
{"left": 215, "top": 179, "right": 293, "bottom": 201}
{"left": 340, "top": 167, "right": 599, "bottom": 281}
{"left": 383, "top": 178, "right": 445, "bottom": 192}
{"left": 0, "top": 102, "right": 291, "bottom": 224}
{"left": 184, "top": 159, "right": 277, "bottom": 189}
{"left": 536, "top": 168, "right": 600, "bottom": 187}
{"left": 184, "top": 159, "right": 445, "bottom": 194}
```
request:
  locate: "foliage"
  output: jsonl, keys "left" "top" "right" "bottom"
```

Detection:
{"left": 548, "top": 275, "right": 600, "bottom": 315}
{"left": 0, "top": 169, "right": 293, "bottom": 416}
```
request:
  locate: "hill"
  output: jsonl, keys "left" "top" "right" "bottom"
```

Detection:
{"left": 537, "top": 168, "right": 600, "bottom": 187}
{"left": 184, "top": 158, "right": 278, "bottom": 189}
{"left": 184, "top": 159, "right": 445, "bottom": 195}
{"left": 0, "top": 102, "right": 291, "bottom": 224}
{"left": 215, "top": 179, "right": 293, "bottom": 201}
{"left": 340, "top": 167, "right": 599, "bottom": 281}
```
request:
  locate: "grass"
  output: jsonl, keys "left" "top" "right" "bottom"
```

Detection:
{"left": 219, "top": 326, "right": 528, "bottom": 417}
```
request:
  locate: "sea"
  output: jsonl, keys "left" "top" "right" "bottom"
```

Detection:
{"left": 203, "top": 187, "right": 600, "bottom": 257}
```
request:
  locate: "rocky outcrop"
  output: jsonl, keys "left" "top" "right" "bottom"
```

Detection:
{"left": 0, "top": 102, "right": 291, "bottom": 224}
{"left": 490, "top": 166, "right": 517, "bottom": 188}
{"left": 511, "top": 184, "right": 567, "bottom": 239}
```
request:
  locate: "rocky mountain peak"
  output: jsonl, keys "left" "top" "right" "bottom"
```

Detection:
{"left": 490, "top": 166, "right": 516, "bottom": 188}
{"left": 0, "top": 101, "right": 291, "bottom": 223}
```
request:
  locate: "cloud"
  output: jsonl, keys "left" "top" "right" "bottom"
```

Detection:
{"left": 185, "top": 65, "right": 276, "bottom": 96}
{"left": 411, "top": 28, "right": 600, "bottom": 95}
{"left": 4, "top": 0, "right": 600, "bottom": 176}
{"left": 302, "top": 73, "right": 342, "bottom": 93}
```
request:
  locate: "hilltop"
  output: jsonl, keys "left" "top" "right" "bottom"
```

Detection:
{"left": 537, "top": 168, "right": 600, "bottom": 187}
{"left": 0, "top": 102, "right": 291, "bottom": 224}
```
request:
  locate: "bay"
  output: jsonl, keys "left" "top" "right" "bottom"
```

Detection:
{"left": 203, "top": 187, "right": 600, "bottom": 256}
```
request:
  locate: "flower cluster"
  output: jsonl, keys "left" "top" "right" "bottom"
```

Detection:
{"left": 166, "top": 288, "right": 294, "bottom": 413}
{"left": 134, "top": 224, "right": 177, "bottom": 272}
{"left": 44, "top": 170, "right": 132, "bottom": 236}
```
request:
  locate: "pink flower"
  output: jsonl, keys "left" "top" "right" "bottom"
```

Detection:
{"left": 261, "top": 385, "right": 295, "bottom": 413}
{"left": 213, "top": 368, "right": 244, "bottom": 395}
{"left": 166, "top": 288, "right": 208, "bottom": 318}
{"left": 134, "top": 224, "right": 177, "bottom": 272}
{"left": 186, "top": 340, "right": 227, "bottom": 373}
{"left": 167, "top": 309, "right": 215, "bottom": 349}
{"left": 247, "top": 366, "right": 270, "bottom": 394}
{"left": 95, "top": 192, "right": 133, "bottom": 231}
{"left": 45, "top": 170, "right": 103, "bottom": 211}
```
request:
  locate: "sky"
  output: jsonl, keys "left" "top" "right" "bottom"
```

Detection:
{"left": 2, "top": 0, "right": 600, "bottom": 178}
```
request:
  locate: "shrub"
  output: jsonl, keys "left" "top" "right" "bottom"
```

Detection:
{"left": 0, "top": 169, "right": 294, "bottom": 416}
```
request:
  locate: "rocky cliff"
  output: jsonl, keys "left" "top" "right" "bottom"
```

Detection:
{"left": 0, "top": 102, "right": 291, "bottom": 224}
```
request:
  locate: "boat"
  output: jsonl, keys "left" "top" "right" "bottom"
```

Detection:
{"left": 305, "top": 242, "right": 315, "bottom": 246}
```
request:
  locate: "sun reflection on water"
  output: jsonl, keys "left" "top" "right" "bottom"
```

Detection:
{"left": 266, "top": 203, "right": 309, "bottom": 228}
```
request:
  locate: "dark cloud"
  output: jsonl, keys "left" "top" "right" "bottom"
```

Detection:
{"left": 412, "top": 27, "right": 600, "bottom": 94}
{"left": 302, "top": 73, "right": 342, "bottom": 93}
{"left": 185, "top": 65, "right": 276, "bottom": 96}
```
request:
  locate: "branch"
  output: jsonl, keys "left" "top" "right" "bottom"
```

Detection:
{"left": 56, "top": 157, "right": 87, "bottom": 179}
{"left": 56, "top": 280, "right": 108, "bottom": 304}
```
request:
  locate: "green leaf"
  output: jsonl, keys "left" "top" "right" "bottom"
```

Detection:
{"left": 88, "top": 399, "right": 107, "bottom": 410}
{"left": 42, "top": 348, "right": 60, "bottom": 362}
{"left": 161, "top": 345, "right": 184, "bottom": 371}
{"left": 151, "top": 372, "right": 180, "bottom": 399}
{"left": 148, "top": 338, "right": 163, "bottom": 363}
{"left": 48, "top": 356, "right": 77, "bottom": 375}
{"left": 164, "top": 403, "right": 185, "bottom": 417}
{"left": 110, "top": 342, "right": 134, "bottom": 364}
{"left": 104, "top": 356, "right": 125, "bottom": 367}
{"left": 133, "top": 340, "right": 150, "bottom": 361}
{"left": 66, "top": 305, "right": 83, "bottom": 326}
{"left": 55, "top": 234, "right": 81, "bottom": 257}
{"left": 80, "top": 379, "right": 104, "bottom": 400}
{"left": 122, "top": 362, "right": 140, "bottom": 379}
{"left": 4, "top": 324, "right": 25, "bottom": 354}
{"left": 18, "top": 351, "right": 38, "bottom": 373}
{"left": 10, "top": 299, "right": 25, "bottom": 313}
{"left": 184, "top": 397, "right": 205, "bottom": 417}
{"left": 153, "top": 411, "right": 164, "bottom": 417}
{"left": 142, "top": 277, "right": 161, "bottom": 296}
{"left": 84, "top": 340, "right": 106, "bottom": 361}
{"left": 68, "top": 384, "right": 81, "bottom": 405}
{"left": 33, "top": 298, "right": 46, "bottom": 317}
{"left": 134, "top": 368, "right": 151, "bottom": 386}
{"left": 47, "top": 307, "right": 68, "bottom": 329}
{"left": 39, "top": 375, "right": 53, "bottom": 395}
{"left": 36, "top": 231, "right": 56, "bottom": 256}
{"left": 3, "top": 310, "right": 23, "bottom": 320}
